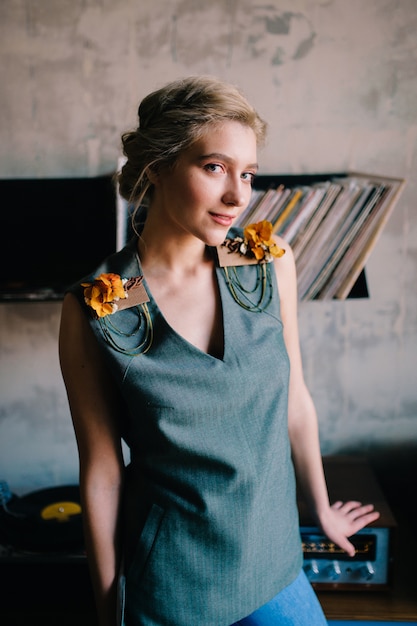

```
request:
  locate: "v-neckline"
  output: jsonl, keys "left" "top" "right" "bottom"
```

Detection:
{"left": 134, "top": 247, "right": 226, "bottom": 362}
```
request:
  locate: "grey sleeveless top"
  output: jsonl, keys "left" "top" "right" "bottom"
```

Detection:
{"left": 71, "top": 231, "right": 302, "bottom": 626}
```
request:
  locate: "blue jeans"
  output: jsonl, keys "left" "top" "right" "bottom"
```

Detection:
{"left": 231, "top": 570, "right": 328, "bottom": 625}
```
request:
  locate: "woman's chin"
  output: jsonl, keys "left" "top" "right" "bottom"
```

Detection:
{"left": 203, "top": 223, "right": 236, "bottom": 247}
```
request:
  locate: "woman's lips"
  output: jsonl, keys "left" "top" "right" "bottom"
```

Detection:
{"left": 209, "top": 212, "right": 236, "bottom": 226}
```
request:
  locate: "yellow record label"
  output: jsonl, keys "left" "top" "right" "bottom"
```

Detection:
{"left": 40, "top": 501, "right": 82, "bottom": 522}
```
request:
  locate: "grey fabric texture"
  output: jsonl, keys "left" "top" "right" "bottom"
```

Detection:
{"left": 71, "top": 232, "right": 302, "bottom": 626}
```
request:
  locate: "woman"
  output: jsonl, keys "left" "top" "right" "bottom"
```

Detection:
{"left": 59, "top": 76, "right": 379, "bottom": 626}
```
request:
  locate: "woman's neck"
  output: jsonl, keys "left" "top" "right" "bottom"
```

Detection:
{"left": 138, "top": 219, "right": 212, "bottom": 279}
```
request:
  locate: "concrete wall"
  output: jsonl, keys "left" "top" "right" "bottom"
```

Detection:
{"left": 1, "top": 0, "right": 416, "bottom": 496}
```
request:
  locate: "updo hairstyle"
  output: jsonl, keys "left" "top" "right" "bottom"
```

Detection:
{"left": 117, "top": 76, "right": 267, "bottom": 211}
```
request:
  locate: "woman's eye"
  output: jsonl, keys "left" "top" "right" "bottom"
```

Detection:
{"left": 242, "top": 172, "right": 255, "bottom": 183}
{"left": 204, "top": 163, "right": 223, "bottom": 173}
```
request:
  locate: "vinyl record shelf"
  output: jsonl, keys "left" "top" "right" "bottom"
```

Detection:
{"left": 247, "top": 171, "right": 405, "bottom": 301}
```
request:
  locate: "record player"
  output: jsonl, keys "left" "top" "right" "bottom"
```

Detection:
{"left": 0, "top": 483, "right": 84, "bottom": 556}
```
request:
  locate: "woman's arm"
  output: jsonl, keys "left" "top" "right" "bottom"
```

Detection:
{"left": 273, "top": 239, "right": 380, "bottom": 557}
{"left": 59, "top": 293, "right": 125, "bottom": 626}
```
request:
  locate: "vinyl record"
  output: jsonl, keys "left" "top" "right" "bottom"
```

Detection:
{"left": 0, "top": 485, "right": 84, "bottom": 552}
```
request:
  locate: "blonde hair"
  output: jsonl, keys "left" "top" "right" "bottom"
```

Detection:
{"left": 117, "top": 76, "right": 267, "bottom": 210}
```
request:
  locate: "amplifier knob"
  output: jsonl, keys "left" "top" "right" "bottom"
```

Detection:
{"left": 359, "top": 562, "right": 375, "bottom": 580}
{"left": 325, "top": 560, "right": 341, "bottom": 580}
{"left": 304, "top": 559, "right": 320, "bottom": 576}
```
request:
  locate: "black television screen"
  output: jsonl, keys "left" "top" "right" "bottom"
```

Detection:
{"left": 1, "top": 175, "right": 116, "bottom": 300}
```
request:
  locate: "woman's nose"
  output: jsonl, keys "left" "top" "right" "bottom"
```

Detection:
{"left": 222, "top": 177, "right": 246, "bottom": 207}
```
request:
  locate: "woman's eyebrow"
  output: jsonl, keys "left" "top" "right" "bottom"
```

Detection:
{"left": 198, "top": 152, "right": 259, "bottom": 170}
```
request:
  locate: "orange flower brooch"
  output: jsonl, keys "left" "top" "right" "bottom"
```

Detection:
{"left": 82, "top": 273, "right": 149, "bottom": 319}
{"left": 219, "top": 220, "right": 285, "bottom": 265}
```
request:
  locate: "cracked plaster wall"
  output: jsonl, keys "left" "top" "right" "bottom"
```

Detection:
{"left": 0, "top": 0, "right": 416, "bottom": 494}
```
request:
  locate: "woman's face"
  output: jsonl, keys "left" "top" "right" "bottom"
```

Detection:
{"left": 149, "top": 120, "right": 258, "bottom": 247}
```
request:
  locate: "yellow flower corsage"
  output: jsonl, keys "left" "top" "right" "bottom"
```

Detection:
{"left": 82, "top": 272, "right": 128, "bottom": 318}
{"left": 243, "top": 220, "right": 285, "bottom": 262}
{"left": 221, "top": 220, "right": 285, "bottom": 263}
